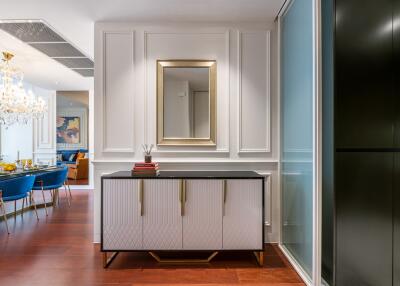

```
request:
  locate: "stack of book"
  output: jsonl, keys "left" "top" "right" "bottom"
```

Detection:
{"left": 132, "top": 162, "right": 159, "bottom": 176}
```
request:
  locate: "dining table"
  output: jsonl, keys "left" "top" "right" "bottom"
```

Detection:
{"left": 0, "top": 165, "right": 67, "bottom": 217}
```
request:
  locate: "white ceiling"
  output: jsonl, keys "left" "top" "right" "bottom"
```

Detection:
{"left": 0, "top": 29, "right": 93, "bottom": 91}
{"left": 0, "top": 0, "right": 284, "bottom": 91}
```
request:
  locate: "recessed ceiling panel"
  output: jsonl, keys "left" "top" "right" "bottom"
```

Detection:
{"left": 0, "top": 22, "right": 65, "bottom": 43}
{"left": 0, "top": 20, "right": 93, "bottom": 78}
{"left": 29, "top": 42, "right": 85, "bottom": 57}
{"left": 72, "top": 69, "right": 94, "bottom": 77}
{"left": 53, "top": 57, "right": 94, "bottom": 69}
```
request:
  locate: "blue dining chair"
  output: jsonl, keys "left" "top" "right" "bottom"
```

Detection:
{"left": 32, "top": 166, "right": 69, "bottom": 216}
{"left": 0, "top": 175, "right": 39, "bottom": 234}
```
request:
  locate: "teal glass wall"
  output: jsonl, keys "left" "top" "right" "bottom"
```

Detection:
{"left": 280, "top": 0, "right": 314, "bottom": 277}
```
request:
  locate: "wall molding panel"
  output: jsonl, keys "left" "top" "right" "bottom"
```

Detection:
{"left": 33, "top": 90, "right": 56, "bottom": 164}
{"left": 237, "top": 30, "right": 271, "bottom": 154}
{"left": 102, "top": 31, "right": 135, "bottom": 154}
{"left": 143, "top": 29, "right": 231, "bottom": 153}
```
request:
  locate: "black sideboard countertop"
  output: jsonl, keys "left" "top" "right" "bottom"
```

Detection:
{"left": 102, "top": 170, "right": 264, "bottom": 180}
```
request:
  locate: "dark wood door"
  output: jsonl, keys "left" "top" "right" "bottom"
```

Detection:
{"left": 335, "top": 152, "right": 393, "bottom": 286}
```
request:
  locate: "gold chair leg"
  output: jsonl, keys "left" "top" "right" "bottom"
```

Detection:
{"left": 31, "top": 191, "right": 39, "bottom": 221}
{"left": 41, "top": 187, "right": 48, "bottom": 216}
{"left": 102, "top": 252, "right": 119, "bottom": 268}
{"left": 0, "top": 199, "right": 9, "bottom": 234}
{"left": 253, "top": 251, "right": 264, "bottom": 267}
{"left": 21, "top": 198, "right": 24, "bottom": 218}
{"left": 66, "top": 180, "right": 72, "bottom": 199}
{"left": 64, "top": 184, "right": 70, "bottom": 206}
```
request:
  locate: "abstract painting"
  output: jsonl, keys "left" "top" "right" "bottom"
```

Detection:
{"left": 57, "top": 116, "right": 80, "bottom": 144}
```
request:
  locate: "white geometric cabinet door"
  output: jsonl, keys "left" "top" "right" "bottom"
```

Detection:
{"left": 142, "top": 179, "right": 182, "bottom": 250}
{"left": 102, "top": 179, "right": 142, "bottom": 250}
{"left": 223, "top": 179, "right": 263, "bottom": 249}
{"left": 183, "top": 180, "right": 223, "bottom": 250}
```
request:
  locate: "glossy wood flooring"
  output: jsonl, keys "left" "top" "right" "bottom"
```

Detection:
{"left": 0, "top": 190, "right": 305, "bottom": 286}
{"left": 67, "top": 178, "right": 89, "bottom": 185}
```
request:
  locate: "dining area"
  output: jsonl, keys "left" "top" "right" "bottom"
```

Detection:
{"left": 0, "top": 164, "right": 72, "bottom": 234}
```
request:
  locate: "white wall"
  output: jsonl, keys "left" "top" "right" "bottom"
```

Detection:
{"left": 32, "top": 87, "right": 57, "bottom": 165}
{"left": 1, "top": 120, "right": 33, "bottom": 162}
{"left": 93, "top": 22, "right": 278, "bottom": 243}
{"left": 0, "top": 83, "right": 56, "bottom": 165}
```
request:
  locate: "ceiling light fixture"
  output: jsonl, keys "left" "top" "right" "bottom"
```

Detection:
{"left": 0, "top": 51, "right": 47, "bottom": 127}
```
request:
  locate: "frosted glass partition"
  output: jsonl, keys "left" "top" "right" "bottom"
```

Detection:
{"left": 280, "top": 0, "right": 314, "bottom": 278}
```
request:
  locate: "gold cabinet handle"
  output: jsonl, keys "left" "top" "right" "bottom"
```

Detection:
{"left": 180, "top": 179, "right": 186, "bottom": 216}
{"left": 223, "top": 180, "right": 227, "bottom": 216}
{"left": 183, "top": 180, "right": 187, "bottom": 202}
{"left": 138, "top": 179, "right": 144, "bottom": 216}
{"left": 179, "top": 179, "right": 183, "bottom": 216}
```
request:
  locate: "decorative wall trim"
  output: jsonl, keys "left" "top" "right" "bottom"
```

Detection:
{"left": 143, "top": 29, "right": 231, "bottom": 153}
{"left": 102, "top": 30, "right": 135, "bottom": 153}
{"left": 92, "top": 159, "right": 278, "bottom": 164}
{"left": 144, "top": 30, "right": 149, "bottom": 145}
{"left": 34, "top": 93, "right": 55, "bottom": 151}
{"left": 257, "top": 172, "right": 272, "bottom": 227}
{"left": 33, "top": 92, "right": 56, "bottom": 165}
{"left": 57, "top": 107, "right": 88, "bottom": 150}
{"left": 237, "top": 30, "right": 271, "bottom": 154}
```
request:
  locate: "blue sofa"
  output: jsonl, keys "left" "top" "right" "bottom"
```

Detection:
{"left": 57, "top": 149, "right": 88, "bottom": 165}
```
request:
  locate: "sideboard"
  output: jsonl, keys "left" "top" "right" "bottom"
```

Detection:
{"left": 101, "top": 170, "right": 264, "bottom": 267}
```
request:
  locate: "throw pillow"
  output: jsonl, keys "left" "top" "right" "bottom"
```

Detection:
{"left": 76, "top": 152, "right": 85, "bottom": 160}
{"left": 57, "top": 154, "right": 63, "bottom": 161}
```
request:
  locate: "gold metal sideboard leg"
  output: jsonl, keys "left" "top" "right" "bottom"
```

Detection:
{"left": 148, "top": 251, "right": 219, "bottom": 264}
{"left": 102, "top": 251, "right": 119, "bottom": 268}
{"left": 253, "top": 251, "right": 264, "bottom": 267}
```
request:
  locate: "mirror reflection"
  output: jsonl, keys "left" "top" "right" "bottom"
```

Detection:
{"left": 163, "top": 67, "right": 210, "bottom": 139}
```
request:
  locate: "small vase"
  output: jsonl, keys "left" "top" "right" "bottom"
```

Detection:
{"left": 145, "top": 155, "right": 152, "bottom": 163}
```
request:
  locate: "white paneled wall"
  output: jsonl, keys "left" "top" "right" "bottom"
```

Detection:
{"left": 102, "top": 32, "right": 135, "bottom": 153}
{"left": 0, "top": 83, "right": 56, "bottom": 165}
{"left": 33, "top": 89, "right": 57, "bottom": 165}
{"left": 238, "top": 31, "right": 271, "bottom": 153}
{"left": 93, "top": 22, "right": 279, "bottom": 243}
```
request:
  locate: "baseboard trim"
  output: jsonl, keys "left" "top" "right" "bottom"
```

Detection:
{"left": 279, "top": 244, "right": 313, "bottom": 286}
{"left": 69, "top": 185, "right": 94, "bottom": 190}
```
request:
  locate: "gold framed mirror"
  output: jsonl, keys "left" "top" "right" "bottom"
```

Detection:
{"left": 157, "top": 60, "right": 216, "bottom": 146}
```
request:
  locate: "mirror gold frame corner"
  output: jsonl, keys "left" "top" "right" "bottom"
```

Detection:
{"left": 156, "top": 59, "right": 217, "bottom": 146}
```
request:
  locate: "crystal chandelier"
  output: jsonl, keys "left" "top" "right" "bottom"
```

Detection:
{"left": 0, "top": 51, "right": 47, "bottom": 127}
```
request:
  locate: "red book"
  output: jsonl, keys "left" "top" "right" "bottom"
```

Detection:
{"left": 134, "top": 166, "right": 159, "bottom": 170}
{"left": 134, "top": 162, "right": 158, "bottom": 167}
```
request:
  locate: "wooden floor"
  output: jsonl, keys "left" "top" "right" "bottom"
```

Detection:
{"left": 0, "top": 190, "right": 305, "bottom": 286}
{"left": 67, "top": 178, "right": 89, "bottom": 185}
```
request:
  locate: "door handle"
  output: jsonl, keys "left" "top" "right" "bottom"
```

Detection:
{"left": 180, "top": 179, "right": 186, "bottom": 216}
{"left": 138, "top": 179, "right": 144, "bottom": 216}
{"left": 223, "top": 180, "right": 227, "bottom": 216}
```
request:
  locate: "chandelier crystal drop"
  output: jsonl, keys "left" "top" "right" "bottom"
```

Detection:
{"left": 0, "top": 51, "right": 47, "bottom": 127}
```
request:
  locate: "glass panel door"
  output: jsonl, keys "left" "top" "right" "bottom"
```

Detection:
{"left": 280, "top": 0, "right": 314, "bottom": 279}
